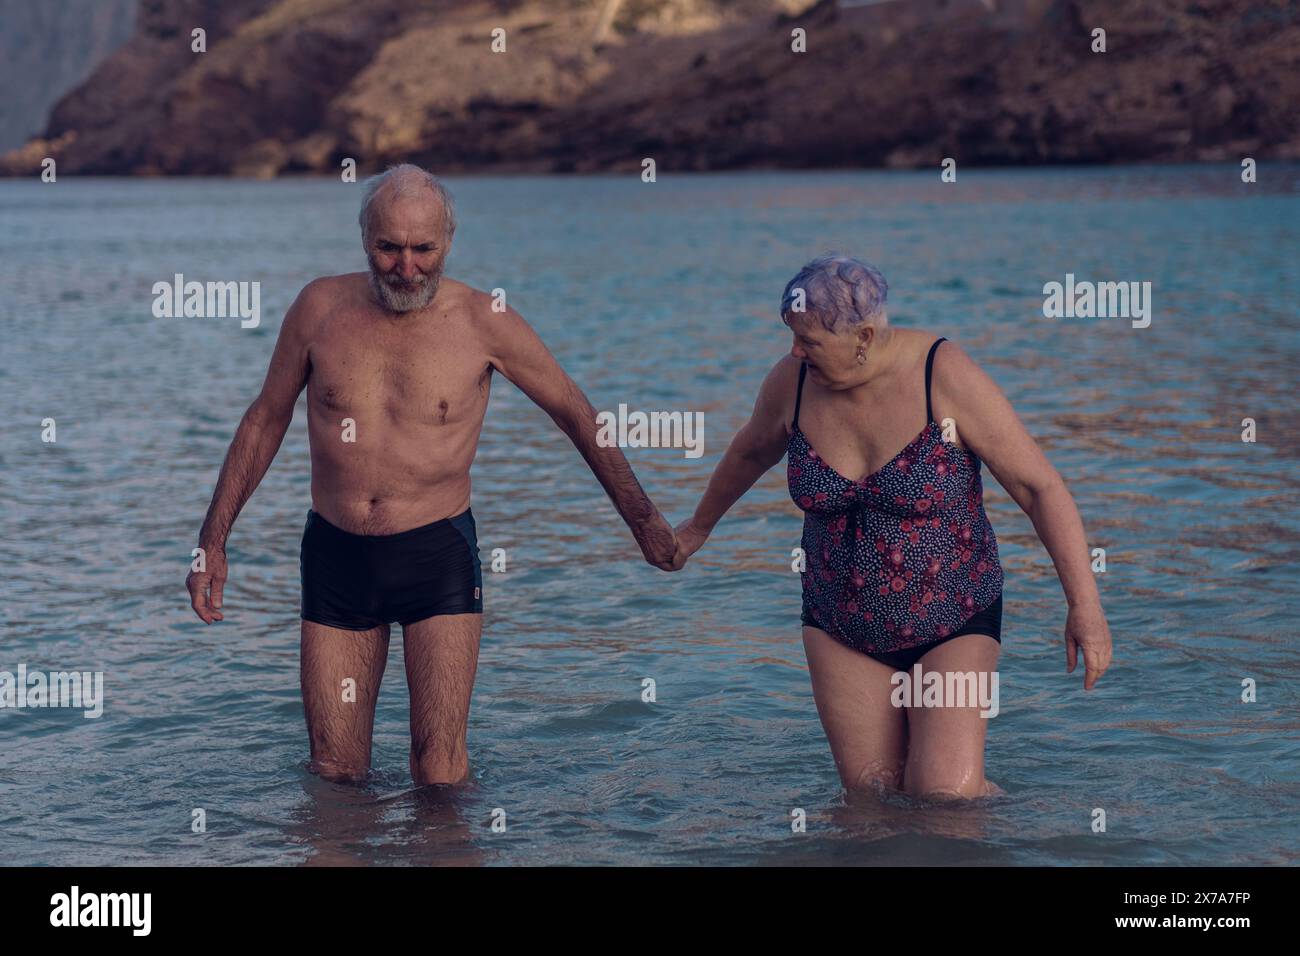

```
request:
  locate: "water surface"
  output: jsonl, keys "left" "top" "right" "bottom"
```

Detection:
{"left": 1, "top": 167, "right": 1298, "bottom": 865}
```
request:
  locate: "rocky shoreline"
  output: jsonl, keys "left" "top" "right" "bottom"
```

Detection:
{"left": 4, "top": 0, "right": 1298, "bottom": 177}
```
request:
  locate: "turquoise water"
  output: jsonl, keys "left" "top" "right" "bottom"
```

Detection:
{"left": 1, "top": 167, "right": 1297, "bottom": 865}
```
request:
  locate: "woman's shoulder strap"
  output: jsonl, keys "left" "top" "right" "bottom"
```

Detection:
{"left": 792, "top": 361, "right": 808, "bottom": 429}
{"left": 925, "top": 337, "right": 948, "bottom": 424}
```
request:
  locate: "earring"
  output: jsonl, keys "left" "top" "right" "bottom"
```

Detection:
{"left": 856, "top": 348, "right": 867, "bottom": 364}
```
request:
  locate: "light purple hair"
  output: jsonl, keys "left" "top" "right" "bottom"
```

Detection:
{"left": 780, "top": 255, "right": 889, "bottom": 332}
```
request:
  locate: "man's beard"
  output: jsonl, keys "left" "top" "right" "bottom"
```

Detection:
{"left": 368, "top": 259, "right": 441, "bottom": 314}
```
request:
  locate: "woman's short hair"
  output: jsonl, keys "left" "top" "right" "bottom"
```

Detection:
{"left": 780, "top": 255, "right": 889, "bottom": 332}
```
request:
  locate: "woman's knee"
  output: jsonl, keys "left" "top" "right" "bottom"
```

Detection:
{"left": 842, "top": 758, "right": 904, "bottom": 794}
{"left": 903, "top": 766, "right": 992, "bottom": 801}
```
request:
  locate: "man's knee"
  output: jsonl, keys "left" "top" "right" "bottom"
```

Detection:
{"left": 410, "top": 751, "right": 468, "bottom": 786}
{"left": 309, "top": 756, "right": 370, "bottom": 784}
{"left": 410, "top": 737, "right": 468, "bottom": 785}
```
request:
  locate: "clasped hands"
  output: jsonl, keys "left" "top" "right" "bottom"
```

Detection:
{"left": 636, "top": 514, "right": 710, "bottom": 572}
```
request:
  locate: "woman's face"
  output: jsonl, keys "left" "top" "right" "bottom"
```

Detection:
{"left": 788, "top": 315, "right": 871, "bottom": 389}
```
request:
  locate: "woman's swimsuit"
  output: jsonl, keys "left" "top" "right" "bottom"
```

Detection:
{"left": 788, "top": 337, "right": 1004, "bottom": 670}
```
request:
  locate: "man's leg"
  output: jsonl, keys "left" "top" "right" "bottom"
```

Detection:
{"left": 300, "top": 620, "right": 390, "bottom": 783}
{"left": 401, "top": 613, "right": 481, "bottom": 786}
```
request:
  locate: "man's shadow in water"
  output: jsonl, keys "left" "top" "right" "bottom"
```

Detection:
{"left": 286, "top": 764, "right": 490, "bottom": 866}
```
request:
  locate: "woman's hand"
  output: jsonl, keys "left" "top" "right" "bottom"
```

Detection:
{"left": 671, "top": 519, "right": 711, "bottom": 570}
{"left": 1065, "top": 600, "right": 1112, "bottom": 689}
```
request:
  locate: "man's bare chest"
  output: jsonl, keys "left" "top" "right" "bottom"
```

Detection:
{"left": 306, "top": 321, "right": 491, "bottom": 429}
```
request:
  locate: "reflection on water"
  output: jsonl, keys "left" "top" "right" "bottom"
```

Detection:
{"left": 0, "top": 167, "right": 1297, "bottom": 865}
{"left": 290, "top": 776, "right": 487, "bottom": 867}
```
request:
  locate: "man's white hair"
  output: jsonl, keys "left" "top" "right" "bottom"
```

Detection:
{"left": 358, "top": 163, "right": 456, "bottom": 245}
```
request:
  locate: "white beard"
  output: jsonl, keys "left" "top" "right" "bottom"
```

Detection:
{"left": 369, "top": 265, "right": 440, "bottom": 313}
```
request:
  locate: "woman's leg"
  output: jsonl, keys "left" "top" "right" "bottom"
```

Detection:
{"left": 902, "top": 633, "right": 1002, "bottom": 800}
{"left": 802, "top": 625, "right": 909, "bottom": 793}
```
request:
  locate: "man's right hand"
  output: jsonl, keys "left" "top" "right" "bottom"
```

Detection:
{"left": 634, "top": 512, "right": 680, "bottom": 571}
{"left": 186, "top": 546, "right": 228, "bottom": 624}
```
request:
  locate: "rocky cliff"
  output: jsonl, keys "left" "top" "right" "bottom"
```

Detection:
{"left": 4, "top": 0, "right": 1298, "bottom": 176}
{"left": 0, "top": 0, "right": 136, "bottom": 151}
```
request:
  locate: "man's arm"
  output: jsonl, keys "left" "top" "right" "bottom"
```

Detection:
{"left": 186, "top": 282, "right": 315, "bottom": 622}
{"left": 481, "top": 301, "right": 677, "bottom": 570}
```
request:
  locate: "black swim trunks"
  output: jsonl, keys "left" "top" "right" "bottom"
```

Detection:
{"left": 300, "top": 508, "right": 483, "bottom": 630}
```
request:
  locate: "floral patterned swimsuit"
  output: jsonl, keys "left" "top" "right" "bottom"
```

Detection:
{"left": 788, "top": 337, "right": 1004, "bottom": 669}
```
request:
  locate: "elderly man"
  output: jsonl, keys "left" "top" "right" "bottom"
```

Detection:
{"left": 186, "top": 164, "right": 677, "bottom": 785}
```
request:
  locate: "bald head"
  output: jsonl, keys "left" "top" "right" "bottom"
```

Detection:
{"left": 359, "top": 164, "right": 456, "bottom": 247}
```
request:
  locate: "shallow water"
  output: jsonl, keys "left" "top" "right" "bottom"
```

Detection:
{"left": 1, "top": 167, "right": 1298, "bottom": 865}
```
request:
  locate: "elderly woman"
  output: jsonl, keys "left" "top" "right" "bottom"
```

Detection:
{"left": 673, "top": 255, "right": 1113, "bottom": 800}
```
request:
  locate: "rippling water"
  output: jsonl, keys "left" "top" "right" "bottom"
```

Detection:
{"left": 1, "top": 167, "right": 1298, "bottom": 866}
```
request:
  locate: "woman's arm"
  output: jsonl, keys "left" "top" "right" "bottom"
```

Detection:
{"left": 930, "top": 341, "right": 1113, "bottom": 689}
{"left": 675, "top": 357, "right": 800, "bottom": 562}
